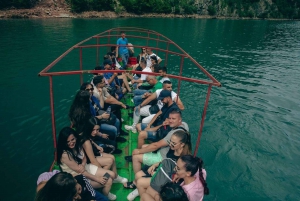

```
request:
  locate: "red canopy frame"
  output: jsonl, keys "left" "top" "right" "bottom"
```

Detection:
{"left": 39, "top": 27, "right": 221, "bottom": 168}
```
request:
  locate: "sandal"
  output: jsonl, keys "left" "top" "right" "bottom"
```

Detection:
{"left": 123, "top": 181, "right": 136, "bottom": 189}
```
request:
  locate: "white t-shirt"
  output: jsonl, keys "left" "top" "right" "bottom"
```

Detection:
{"left": 141, "top": 67, "right": 152, "bottom": 81}
{"left": 155, "top": 89, "right": 178, "bottom": 109}
{"left": 146, "top": 53, "right": 161, "bottom": 68}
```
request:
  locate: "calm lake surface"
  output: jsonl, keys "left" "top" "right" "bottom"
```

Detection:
{"left": 0, "top": 18, "right": 299, "bottom": 201}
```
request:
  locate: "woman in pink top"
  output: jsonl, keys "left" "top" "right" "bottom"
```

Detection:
{"left": 174, "top": 155, "right": 209, "bottom": 201}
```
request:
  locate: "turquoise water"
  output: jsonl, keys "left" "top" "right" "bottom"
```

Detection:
{"left": 0, "top": 18, "right": 299, "bottom": 200}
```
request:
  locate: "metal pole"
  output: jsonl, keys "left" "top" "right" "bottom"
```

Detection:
{"left": 165, "top": 42, "right": 170, "bottom": 67}
{"left": 49, "top": 76, "right": 57, "bottom": 162}
{"left": 96, "top": 37, "right": 99, "bottom": 66}
{"left": 176, "top": 56, "right": 184, "bottom": 98}
{"left": 193, "top": 84, "right": 212, "bottom": 156}
{"left": 79, "top": 47, "right": 83, "bottom": 84}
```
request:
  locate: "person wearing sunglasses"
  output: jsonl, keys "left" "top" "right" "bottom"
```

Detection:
{"left": 172, "top": 155, "right": 209, "bottom": 201}
{"left": 125, "top": 129, "right": 191, "bottom": 201}
{"left": 128, "top": 110, "right": 189, "bottom": 173}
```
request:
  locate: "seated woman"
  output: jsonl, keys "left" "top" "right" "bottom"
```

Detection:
{"left": 143, "top": 155, "right": 209, "bottom": 201}
{"left": 69, "top": 88, "right": 120, "bottom": 143}
{"left": 159, "top": 182, "right": 189, "bottom": 201}
{"left": 36, "top": 171, "right": 108, "bottom": 201}
{"left": 35, "top": 172, "right": 81, "bottom": 201}
{"left": 80, "top": 117, "right": 128, "bottom": 184}
{"left": 57, "top": 127, "right": 117, "bottom": 200}
{"left": 125, "top": 130, "right": 192, "bottom": 201}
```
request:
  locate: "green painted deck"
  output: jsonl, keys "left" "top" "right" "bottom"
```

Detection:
{"left": 110, "top": 94, "right": 139, "bottom": 201}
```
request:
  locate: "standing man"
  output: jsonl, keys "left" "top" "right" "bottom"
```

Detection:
{"left": 116, "top": 31, "right": 129, "bottom": 70}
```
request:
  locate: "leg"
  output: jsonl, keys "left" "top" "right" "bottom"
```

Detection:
{"left": 146, "top": 186, "right": 160, "bottom": 201}
{"left": 132, "top": 153, "right": 144, "bottom": 173}
{"left": 94, "top": 190, "right": 109, "bottom": 201}
{"left": 121, "top": 73, "right": 131, "bottom": 92}
{"left": 141, "top": 114, "right": 156, "bottom": 124}
{"left": 137, "top": 177, "right": 151, "bottom": 198}
{"left": 101, "top": 153, "right": 117, "bottom": 178}
{"left": 141, "top": 192, "right": 152, "bottom": 201}
{"left": 138, "top": 131, "right": 148, "bottom": 148}
{"left": 99, "top": 124, "right": 117, "bottom": 141}
{"left": 96, "top": 156, "right": 113, "bottom": 171}
{"left": 133, "top": 95, "right": 144, "bottom": 106}
{"left": 133, "top": 89, "right": 148, "bottom": 96}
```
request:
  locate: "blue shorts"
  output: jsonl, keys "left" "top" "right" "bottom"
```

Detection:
{"left": 141, "top": 123, "right": 157, "bottom": 141}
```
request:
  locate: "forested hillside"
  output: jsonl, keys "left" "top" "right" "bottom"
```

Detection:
{"left": 1, "top": 0, "right": 299, "bottom": 19}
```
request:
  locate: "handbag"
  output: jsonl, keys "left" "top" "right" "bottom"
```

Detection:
{"left": 149, "top": 104, "right": 160, "bottom": 114}
{"left": 97, "top": 110, "right": 117, "bottom": 125}
{"left": 150, "top": 158, "right": 177, "bottom": 192}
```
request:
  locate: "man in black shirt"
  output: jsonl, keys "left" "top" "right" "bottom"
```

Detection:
{"left": 136, "top": 90, "right": 179, "bottom": 148}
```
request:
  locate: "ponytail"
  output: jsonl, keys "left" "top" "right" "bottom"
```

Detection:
{"left": 197, "top": 158, "right": 209, "bottom": 195}
{"left": 180, "top": 155, "right": 209, "bottom": 195}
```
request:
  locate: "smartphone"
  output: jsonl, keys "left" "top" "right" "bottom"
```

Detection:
{"left": 103, "top": 172, "right": 110, "bottom": 180}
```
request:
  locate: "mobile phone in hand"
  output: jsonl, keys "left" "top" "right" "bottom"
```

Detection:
{"left": 103, "top": 172, "right": 110, "bottom": 180}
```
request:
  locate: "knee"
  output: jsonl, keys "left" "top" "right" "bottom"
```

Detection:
{"left": 139, "top": 131, "right": 147, "bottom": 139}
{"left": 136, "top": 123, "right": 141, "bottom": 130}
{"left": 108, "top": 157, "right": 114, "bottom": 166}
{"left": 109, "top": 170, "right": 116, "bottom": 179}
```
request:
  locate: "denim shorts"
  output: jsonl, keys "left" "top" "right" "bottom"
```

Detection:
{"left": 141, "top": 123, "right": 157, "bottom": 141}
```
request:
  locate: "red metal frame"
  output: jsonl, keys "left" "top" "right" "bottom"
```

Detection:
{"left": 39, "top": 27, "right": 221, "bottom": 162}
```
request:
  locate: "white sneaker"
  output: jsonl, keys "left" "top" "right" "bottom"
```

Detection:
{"left": 127, "top": 189, "right": 139, "bottom": 201}
{"left": 107, "top": 192, "right": 117, "bottom": 200}
{"left": 113, "top": 175, "right": 128, "bottom": 183}
{"left": 124, "top": 125, "right": 137, "bottom": 133}
{"left": 121, "top": 118, "right": 124, "bottom": 122}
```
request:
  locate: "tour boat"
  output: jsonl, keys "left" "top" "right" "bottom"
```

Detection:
{"left": 38, "top": 27, "right": 221, "bottom": 200}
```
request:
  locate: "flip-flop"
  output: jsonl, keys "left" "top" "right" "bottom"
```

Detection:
{"left": 123, "top": 181, "right": 136, "bottom": 189}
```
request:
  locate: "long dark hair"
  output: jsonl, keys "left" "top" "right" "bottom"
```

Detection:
{"left": 180, "top": 155, "right": 209, "bottom": 195}
{"left": 172, "top": 130, "right": 192, "bottom": 156}
{"left": 81, "top": 117, "right": 98, "bottom": 144}
{"left": 80, "top": 82, "right": 92, "bottom": 91}
{"left": 69, "top": 90, "right": 91, "bottom": 133}
{"left": 57, "top": 127, "right": 82, "bottom": 165}
{"left": 160, "top": 182, "right": 189, "bottom": 201}
{"left": 35, "top": 172, "right": 77, "bottom": 201}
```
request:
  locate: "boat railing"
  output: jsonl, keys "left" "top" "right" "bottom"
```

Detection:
{"left": 38, "top": 27, "right": 221, "bottom": 168}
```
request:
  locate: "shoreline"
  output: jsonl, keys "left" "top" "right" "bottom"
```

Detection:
{"left": 0, "top": 9, "right": 296, "bottom": 21}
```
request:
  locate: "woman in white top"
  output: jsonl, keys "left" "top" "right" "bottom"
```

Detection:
{"left": 57, "top": 127, "right": 116, "bottom": 200}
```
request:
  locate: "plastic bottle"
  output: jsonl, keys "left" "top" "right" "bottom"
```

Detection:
{"left": 106, "top": 106, "right": 111, "bottom": 114}
{"left": 134, "top": 106, "right": 140, "bottom": 116}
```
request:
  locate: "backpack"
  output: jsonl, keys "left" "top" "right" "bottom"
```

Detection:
{"left": 150, "top": 158, "right": 177, "bottom": 192}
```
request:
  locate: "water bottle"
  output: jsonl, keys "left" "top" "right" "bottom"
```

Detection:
{"left": 134, "top": 106, "right": 140, "bottom": 116}
{"left": 106, "top": 106, "right": 111, "bottom": 119}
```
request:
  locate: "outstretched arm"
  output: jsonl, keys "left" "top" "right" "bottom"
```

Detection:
{"left": 132, "top": 139, "right": 168, "bottom": 155}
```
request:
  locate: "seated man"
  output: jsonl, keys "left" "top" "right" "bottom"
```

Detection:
{"left": 132, "top": 75, "right": 163, "bottom": 106}
{"left": 130, "top": 110, "right": 189, "bottom": 173}
{"left": 158, "top": 66, "right": 170, "bottom": 83}
{"left": 124, "top": 81, "right": 184, "bottom": 133}
{"left": 92, "top": 75, "right": 132, "bottom": 138}
{"left": 102, "top": 59, "right": 131, "bottom": 98}
{"left": 128, "top": 58, "right": 151, "bottom": 89}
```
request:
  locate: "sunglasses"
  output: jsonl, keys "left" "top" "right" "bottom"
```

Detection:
{"left": 167, "top": 139, "right": 178, "bottom": 147}
{"left": 86, "top": 88, "right": 94, "bottom": 91}
{"left": 142, "top": 48, "right": 146, "bottom": 50}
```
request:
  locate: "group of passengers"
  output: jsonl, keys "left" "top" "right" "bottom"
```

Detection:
{"left": 35, "top": 31, "right": 209, "bottom": 201}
